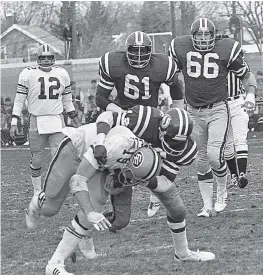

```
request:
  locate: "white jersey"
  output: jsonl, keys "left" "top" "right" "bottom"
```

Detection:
{"left": 62, "top": 124, "right": 146, "bottom": 170}
{"left": 13, "top": 66, "right": 75, "bottom": 117}
{"left": 62, "top": 123, "right": 98, "bottom": 159}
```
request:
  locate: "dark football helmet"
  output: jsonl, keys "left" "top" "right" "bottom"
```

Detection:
{"left": 190, "top": 18, "right": 216, "bottom": 51}
{"left": 37, "top": 44, "right": 55, "bottom": 69}
{"left": 118, "top": 146, "right": 162, "bottom": 186}
{"left": 159, "top": 108, "right": 193, "bottom": 156}
{"left": 125, "top": 31, "right": 152, "bottom": 68}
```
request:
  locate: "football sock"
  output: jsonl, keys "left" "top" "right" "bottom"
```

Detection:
{"left": 49, "top": 218, "right": 87, "bottom": 264}
{"left": 198, "top": 171, "right": 214, "bottom": 209}
{"left": 167, "top": 218, "right": 190, "bottom": 258}
{"left": 31, "top": 176, "right": 42, "bottom": 194}
{"left": 236, "top": 151, "right": 248, "bottom": 174}
{"left": 215, "top": 174, "right": 227, "bottom": 199}
{"left": 226, "top": 157, "right": 238, "bottom": 176}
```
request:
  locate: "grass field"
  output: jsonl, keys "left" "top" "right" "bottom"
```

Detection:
{"left": 1, "top": 132, "right": 263, "bottom": 275}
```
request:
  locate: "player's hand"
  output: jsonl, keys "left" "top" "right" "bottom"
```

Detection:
{"left": 87, "top": 211, "right": 112, "bottom": 231}
{"left": 243, "top": 101, "right": 255, "bottom": 116}
{"left": 93, "top": 145, "right": 107, "bottom": 165}
{"left": 10, "top": 125, "right": 18, "bottom": 139}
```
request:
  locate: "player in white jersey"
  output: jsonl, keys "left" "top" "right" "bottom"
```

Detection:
{"left": 215, "top": 35, "right": 256, "bottom": 189}
{"left": 10, "top": 44, "right": 81, "bottom": 195}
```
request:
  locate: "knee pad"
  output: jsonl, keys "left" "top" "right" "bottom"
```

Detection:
{"left": 152, "top": 185, "right": 186, "bottom": 222}
{"left": 110, "top": 186, "right": 132, "bottom": 231}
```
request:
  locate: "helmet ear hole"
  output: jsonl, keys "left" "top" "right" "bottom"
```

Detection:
{"left": 120, "top": 146, "right": 162, "bottom": 186}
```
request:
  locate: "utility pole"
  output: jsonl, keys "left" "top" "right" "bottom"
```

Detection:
{"left": 170, "top": 1, "right": 176, "bottom": 38}
{"left": 71, "top": 1, "right": 77, "bottom": 59}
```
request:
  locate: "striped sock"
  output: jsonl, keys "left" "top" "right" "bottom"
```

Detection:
{"left": 49, "top": 218, "right": 87, "bottom": 264}
{"left": 167, "top": 217, "right": 190, "bottom": 258}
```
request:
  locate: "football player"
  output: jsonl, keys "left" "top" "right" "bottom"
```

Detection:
{"left": 94, "top": 105, "right": 197, "bottom": 220}
{"left": 96, "top": 31, "right": 185, "bottom": 113}
{"left": 168, "top": 18, "right": 256, "bottom": 217}
{"left": 10, "top": 44, "right": 81, "bottom": 195}
{"left": 215, "top": 35, "right": 256, "bottom": 189}
{"left": 95, "top": 31, "right": 185, "bottom": 218}
{"left": 45, "top": 128, "right": 215, "bottom": 275}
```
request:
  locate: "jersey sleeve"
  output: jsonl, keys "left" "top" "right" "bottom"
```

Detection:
{"left": 97, "top": 52, "right": 115, "bottom": 92}
{"left": 168, "top": 39, "right": 183, "bottom": 70}
{"left": 227, "top": 41, "right": 249, "bottom": 78}
{"left": 61, "top": 69, "right": 75, "bottom": 113}
{"left": 164, "top": 56, "right": 179, "bottom": 84}
{"left": 12, "top": 68, "right": 29, "bottom": 117}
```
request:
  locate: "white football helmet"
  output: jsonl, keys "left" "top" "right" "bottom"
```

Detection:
{"left": 118, "top": 146, "right": 162, "bottom": 186}
{"left": 37, "top": 44, "right": 55, "bottom": 70}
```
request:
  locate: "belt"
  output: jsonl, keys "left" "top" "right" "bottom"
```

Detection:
{"left": 192, "top": 103, "right": 214, "bottom": 109}
{"left": 227, "top": 95, "right": 241, "bottom": 101}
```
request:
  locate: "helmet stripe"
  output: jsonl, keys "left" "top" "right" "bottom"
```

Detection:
{"left": 204, "top": 18, "right": 208, "bottom": 28}
{"left": 46, "top": 44, "right": 50, "bottom": 52}
{"left": 144, "top": 149, "right": 160, "bottom": 180}
{"left": 135, "top": 31, "right": 139, "bottom": 44}
{"left": 183, "top": 110, "right": 189, "bottom": 136}
{"left": 199, "top": 18, "right": 203, "bottom": 28}
{"left": 177, "top": 108, "right": 184, "bottom": 136}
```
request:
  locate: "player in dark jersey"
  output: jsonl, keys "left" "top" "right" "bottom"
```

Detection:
{"left": 169, "top": 18, "right": 256, "bottom": 217}
{"left": 89, "top": 106, "right": 216, "bottom": 262}
{"left": 96, "top": 31, "right": 184, "bottom": 112}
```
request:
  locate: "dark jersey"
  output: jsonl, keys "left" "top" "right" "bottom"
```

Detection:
{"left": 97, "top": 51, "right": 178, "bottom": 109}
{"left": 97, "top": 105, "right": 198, "bottom": 181}
{"left": 169, "top": 36, "right": 249, "bottom": 107}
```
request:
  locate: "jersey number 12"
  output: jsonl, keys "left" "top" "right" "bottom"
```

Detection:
{"left": 38, "top": 77, "right": 60, "bottom": 99}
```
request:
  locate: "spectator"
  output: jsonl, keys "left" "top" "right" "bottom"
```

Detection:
{"left": 85, "top": 95, "right": 101, "bottom": 123}
{"left": 1, "top": 97, "right": 14, "bottom": 146}
{"left": 89, "top": 79, "right": 97, "bottom": 96}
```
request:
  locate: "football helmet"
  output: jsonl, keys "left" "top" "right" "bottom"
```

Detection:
{"left": 37, "top": 44, "right": 55, "bottom": 69}
{"left": 118, "top": 146, "right": 162, "bottom": 186}
{"left": 190, "top": 18, "right": 216, "bottom": 51}
{"left": 125, "top": 31, "right": 152, "bottom": 68}
{"left": 159, "top": 108, "right": 193, "bottom": 156}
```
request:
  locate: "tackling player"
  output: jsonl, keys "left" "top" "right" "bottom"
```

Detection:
{"left": 45, "top": 126, "right": 215, "bottom": 275}
{"left": 10, "top": 44, "right": 81, "bottom": 195}
{"left": 169, "top": 18, "right": 256, "bottom": 217}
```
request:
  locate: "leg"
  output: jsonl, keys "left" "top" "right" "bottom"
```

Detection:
{"left": 150, "top": 176, "right": 215, "bottom": 262}
{"left": 207, "top": 103, "right": 229, "bottom": 212}
{"left": 188, "top": 107, "right": 215, "bottom": 216}
{"left": 28, "top": 129, "right": 47, "bottom": 194}
{"left": 231, "top": 103, "right": 249, "bottom": 188}
{"left": 48, "top": 131, "right": 66, "bottom": 158}
{"left": 26, "top": 138, "right": 80, "bottom": 230}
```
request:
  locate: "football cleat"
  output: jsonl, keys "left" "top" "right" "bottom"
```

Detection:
{"left": 147, "top": 201, "right": 161, "bottom": 217}
{"left": 25, "top": 194, "right": 40, "bottom": 230}
{"left": 46, "top": 262, "right": 74, "bottom": 275}
{"left": 214, "top": 191, "right": 227, "bottom": 212}
{"left": 239, "top": 173, "right": 248, "bottom": 189}
{"left": 227, "top": 174, "right": 239, "bottom": 189}
{"left": 197, "top": 207, "right": 216, "bottom": 218}
{"left": 79, "top": 237, "right": 97, "bottom": 260}
{"left": 174, "top": 250, "right": 215, "bottom": 262}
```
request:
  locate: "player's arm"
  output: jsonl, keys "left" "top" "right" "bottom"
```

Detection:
{"left": 62, "top": 70, "right": 82, "bottom": 127}
{"left": 69, "top": 147, "right": 111, "bottom": 231}
{"left": 96, "top": 52, "right": 124, "bottom": 113}
{"left": 228, "top": 42, "right": 257, "bottom": 113}
{"left": 164, "top": 55, "right": 185, "bottom": 108}
{"left": 10, "top": 69, "right": 29, "bottom": 139}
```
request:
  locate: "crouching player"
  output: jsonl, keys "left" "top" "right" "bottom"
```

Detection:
{"left": 45, "top": 130, "right": 215, "bottom": 275}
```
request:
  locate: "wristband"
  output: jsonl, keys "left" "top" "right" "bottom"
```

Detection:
{"left": 93, "top": 133, "right": 106, "bottom": 146}
{"left": 245, "top": 93, "right": 255, "bottom": 104}
{"left": 11, "top": 117, "right": 18, "bottom": 126}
